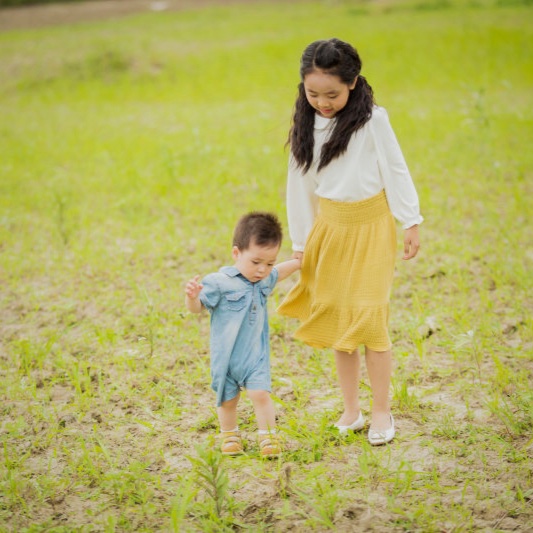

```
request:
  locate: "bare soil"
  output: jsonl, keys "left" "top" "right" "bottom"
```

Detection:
{"left": 0, "top": 0, "right": 300, "bottom": 31}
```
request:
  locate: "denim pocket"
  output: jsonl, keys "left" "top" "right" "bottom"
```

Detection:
{"left": 224, "top": 291, "right": 248, "bottom": 311}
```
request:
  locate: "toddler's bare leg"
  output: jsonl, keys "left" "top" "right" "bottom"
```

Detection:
{"left": 247, "top": 389, "right": 276, "bottom": 431}
{"left": 217, "top": 394, "right": 240, "bottom": 431}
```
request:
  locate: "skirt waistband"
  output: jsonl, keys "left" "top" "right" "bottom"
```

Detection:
{"left": 318, "top": 190, "right": 390, "bottom": 225}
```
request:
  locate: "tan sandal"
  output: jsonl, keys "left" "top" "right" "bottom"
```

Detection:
{"left": 258, "top": 433, "right": 282, "bottom": 458}
{"left": 220, "top": 431, "right": 244, "bottom": 455}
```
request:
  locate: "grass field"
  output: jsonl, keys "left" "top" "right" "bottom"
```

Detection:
{"left": 1, "top": 0, "right": 532, "bottom": 530}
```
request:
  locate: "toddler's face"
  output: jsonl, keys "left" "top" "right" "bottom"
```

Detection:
{"left": 303, "top": 69, "right": 357, "bottom": 119}
{"left": 232, "top": 241, "right": 280, "bottom": 283}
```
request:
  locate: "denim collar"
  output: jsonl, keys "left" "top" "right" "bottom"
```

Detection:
{"left": 219, "top": 266, "right": 242, "bottom": 278}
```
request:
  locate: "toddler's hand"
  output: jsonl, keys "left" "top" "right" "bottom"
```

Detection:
{"left": 185, "top": 275, "right": 203, "bottom": 299}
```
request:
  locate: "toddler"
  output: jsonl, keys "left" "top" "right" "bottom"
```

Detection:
{"left": 185, "top": 212, "right": 300, "bottom": 457}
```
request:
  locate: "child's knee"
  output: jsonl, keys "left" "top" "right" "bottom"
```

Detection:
{"left": 247, "top": 389, "right": 271, "bottom": 404}
{"left": 220, "top": 393, "right": 240, "bottom": 408}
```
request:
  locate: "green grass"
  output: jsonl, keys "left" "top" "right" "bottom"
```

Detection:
{"left": 1, "top": 0, "right": 532, "bottom": 530}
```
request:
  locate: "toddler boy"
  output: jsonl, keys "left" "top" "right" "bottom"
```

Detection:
{"left": 185, "top": 212, "right": 300, "bottom": 457}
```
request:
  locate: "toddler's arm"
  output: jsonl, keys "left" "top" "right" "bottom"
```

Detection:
{"left": 185, "top": 275, "right": 204, "bottom": 313}
{"left": 275, "top": 257, "right": 301, "bottom": 282}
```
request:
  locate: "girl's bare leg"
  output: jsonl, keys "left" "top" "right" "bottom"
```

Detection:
{"left": 247, "top": 389, "right": 276, "bottom": 431}
{"left": 217, "top": 394, "right": 240, "bottom": 431}
{"left": 365, "top": 347, "right": 393, "bottom": 430}
{"left": 334, "top": 349, "right": 362, "bottom": 425}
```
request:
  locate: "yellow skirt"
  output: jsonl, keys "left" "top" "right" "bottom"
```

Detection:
{"left": 277, "top": 190, "right": 396, "bottom": 352}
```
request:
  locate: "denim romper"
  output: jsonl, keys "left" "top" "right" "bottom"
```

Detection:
{"left": 199, "top": 266, "right": 279, "bottom": 406}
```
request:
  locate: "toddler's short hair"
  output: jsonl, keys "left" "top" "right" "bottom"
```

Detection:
{"left": 233, "top": 212, "right": 283, "bottom": 251}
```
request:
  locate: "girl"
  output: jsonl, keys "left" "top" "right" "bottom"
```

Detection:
{"left": 277, "top": 38, "right": 423, "bottom": 445}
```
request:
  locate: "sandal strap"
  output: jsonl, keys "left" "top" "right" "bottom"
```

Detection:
{"left": 221, "top": 431, "right": 241, "bottom": 441}
{"left": 258, "top": 434, "right": 282, "bottom": 457}
{"left": 259, "top": 436, "right": 278, "bottom": 447}
{"left": 222, "top": 435, "right": 241, "bottom": 444}
{"left": 258, "top": 434, "right": 282, "bottom": 450}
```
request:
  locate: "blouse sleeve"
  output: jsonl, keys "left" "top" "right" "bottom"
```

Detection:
{"left": 286, "top": 154, "right": 319, "bottom": 252}
{"left": 372, "top": 107, "right": 423, "bottom": 229}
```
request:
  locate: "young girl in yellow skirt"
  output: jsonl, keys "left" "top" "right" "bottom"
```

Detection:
{"left": 277, "top": 38, "right": 423, "bottom": 445}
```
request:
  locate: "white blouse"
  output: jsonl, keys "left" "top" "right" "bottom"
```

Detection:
{"left": 286, "top": 106, "right": 424, "bottom": 252}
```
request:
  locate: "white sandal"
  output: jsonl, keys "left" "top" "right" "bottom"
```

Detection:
{"left": 368, "top": 414, "right": 395, "bottom": 446}
{"left": 334, "top": 412, "right": 365, "bottom": 435}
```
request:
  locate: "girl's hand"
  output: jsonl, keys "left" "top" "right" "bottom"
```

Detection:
{"left": 185, "top": 275, "right": 203, "bottom": 299}
{"left": 403, "top": 225, "right": 420, "bottom": 260}
{"left": 292, "top": 251, "right": 303, "bottom": 263}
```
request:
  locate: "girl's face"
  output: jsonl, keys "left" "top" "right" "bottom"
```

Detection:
{"left": 303, "top": 69, "right": 357, "bottom": 119}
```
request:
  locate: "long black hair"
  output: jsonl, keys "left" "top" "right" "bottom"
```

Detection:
{"left": 288, "top": 38, "right": 375, "bottom": 173}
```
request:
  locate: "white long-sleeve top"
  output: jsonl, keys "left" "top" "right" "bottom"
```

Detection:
{"left": 287, "top": 105, "right": 423, "bottom": 252}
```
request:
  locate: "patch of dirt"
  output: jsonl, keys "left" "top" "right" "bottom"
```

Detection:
{"left": 0, "top": 0, "right": 299, "bottom": 31}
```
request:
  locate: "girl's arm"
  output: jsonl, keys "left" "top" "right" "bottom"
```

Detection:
{"left": 185, "top": 275, "right": 204, "bottom": 313}
{"left": 372, "top": 107, "right": 423, "bottom": 230}
{"left": 287, "top": 156, "right": 319, "bottom": 253}
{"left": 275, "top": 258, "right": 301, "bottom": 282}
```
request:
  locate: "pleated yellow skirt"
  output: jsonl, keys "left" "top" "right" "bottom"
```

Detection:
{"left": 277, "top": 190, "right": 396, "bottom": 352}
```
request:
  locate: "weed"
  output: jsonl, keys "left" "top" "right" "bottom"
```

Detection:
{"left": 187, "top": 439, "right": 233, "bottom": 526}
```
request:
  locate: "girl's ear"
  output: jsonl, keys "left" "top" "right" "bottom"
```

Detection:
{"left": 349, "top": 76, "right": 358, "bottom": 90}
{"left": 232, "top": 246, "right": 240, "bottom": 260}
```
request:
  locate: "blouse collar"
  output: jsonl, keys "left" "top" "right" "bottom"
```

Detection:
{"left": 314, "top": 113, "right": 334, "bottom": 131}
